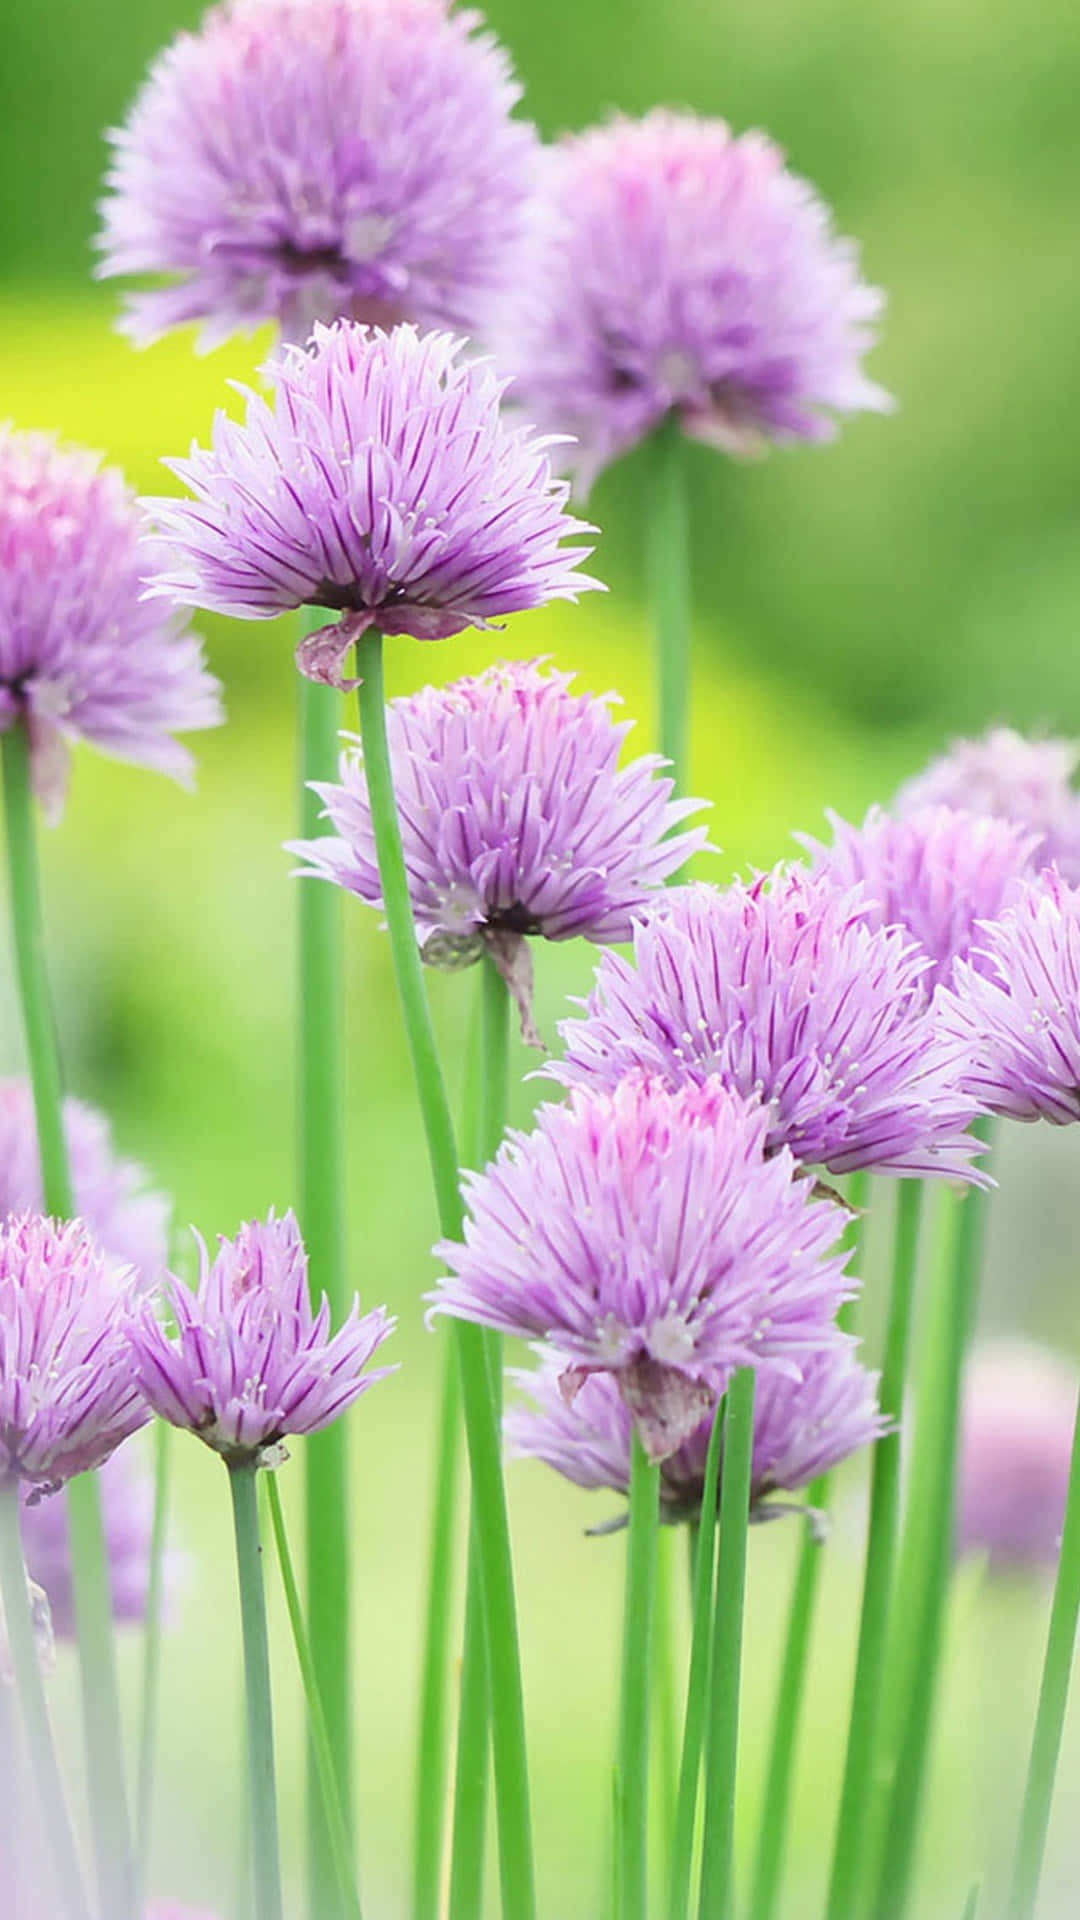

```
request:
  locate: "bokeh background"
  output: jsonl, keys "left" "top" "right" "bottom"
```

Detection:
{"left": 2, "top": 0, "right": 1079, "bottom": 1914}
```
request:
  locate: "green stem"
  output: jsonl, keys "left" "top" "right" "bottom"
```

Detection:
{"left": 354, "top": 630, "right": 535, "bottom": 1920}
{"left": 617, "top": 1435, "right": 661, "bottom": 1920}
{"left": 0, "top": 1680, "right": 24, "bottom": 1920}
{"left": 229, "top": 1462, "right": 284, "bottom": 1920}
{"left": 412, "top": 1341, "right": 462, "bottom": 1920}
{"left": 265, "top": 1474, "right": 363, "bottom": 1920}
{"left": 0, "top": 1482, "right": 90, "bottom": 1920}
{"left": 648, "top": 416, "right": 692, "bottom": 791}
{"left": 653, "top": 1525, "right": 680, "bottom": 1875}
{"left": 1006, "top": 1391, "right": 1080, "bottom": 1919}
{"left": 135, "top": 1419, "right": 173, "bottom": 1899}
{"left": 297, "top": 646, "right": 352, "bottom": 1920}
{"left": 825, "top": 1179, "right": 924, "bottom": 1920}
{"left": 668, "top": 1408, "right": 725, "bottom": 1920}
{"left": 699, "top": 1367, "right": 756, "bottom": 1920}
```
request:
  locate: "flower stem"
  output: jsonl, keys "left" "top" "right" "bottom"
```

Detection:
{"left": 296, "top": 646, "right": 352, "bottom": 1920}
{"left": 2, "top": 717, "right": 136, "bottom": 1920}
{"left": 0, "top": 1481, "right": 91, "bottom": 1920}
{"left": 617, "top": 1433, "right": 661, "bottom": 1920}
{"left": 265, "top": 1474, "right": 363, "bottom": 1920}
{"left": 653, "top": 1525, "right": 680, "bottom": 1874}
{"left": 825, "top": 1178, "right": 924, "bottom": 1920}
{"left": 699, "top": 1366, "right": 757, "bottom": 1920}
{"left": 648, "top": 415, "right": 692, "bottom": 791}
{"left": 412, "top": 1340, "right": 462, "bottom": 1920}
{"left": 135, "top": 1418, "right": 173, "bottom": 1899}
{"left": 353, "top": 630, "right": 535, "bottom": 1920}
{"left": 229, "top": 1461, "right": 284, "bottom": 1920}
{"left": 1006, "top": 1390, "right": 1080, "bottom": 1919}
{"left": 668, "top": 1406, "right": 725, "bottom": 1920}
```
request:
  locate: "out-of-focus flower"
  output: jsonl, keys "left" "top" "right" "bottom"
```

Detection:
{"left": 98, "top": 0, "right": 538, "bottom": 350}
{"left": 896, "top": 727, "right": 1080, "bottom": 885}
{"left": 0, "top": 429, "right": 222, "bottom": 819}
{"left": 554, "top": 875, "right": 984, "bottom": 1181}
{"left": 0, "top": 1080, "right": 170, "bottom": 1292}
{"left": 430, "top": 1076, "right": 853, "bottom": 1461}
{"left": 147, "top": 323, "right": 600, "bottom": 690}
{"left": 291, "top": 660, "right": 708, "bottom": 1040}
{"left": 0, "top": 1215, "right": 147, "bottom": 1499}
{"left": 20, "top": 1436, "right": 177, "bottom": 1641}
{"left": 144, "top": 1905, "right": 225, "bottom": 1920}
{"left": 801, "top": 805, "right": 1038, "bottom": 989}
{"left": 938, "top": 871, "right": 1080, "bottom": 1124}
{"left": 496, "top": 109, "right": 890, "bottom": 490}
{"left": 957, "top": 1339, "right": 1078, "bottom": 1570}
{"left": 128, "top": 1211, "right": 395, "bottom": 1465}
{"left": 506, "top": 1340, "right": 886, "bottom": 1522}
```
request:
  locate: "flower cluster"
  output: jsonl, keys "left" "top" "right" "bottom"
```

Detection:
{"left": 896, "top": 727, "right": 1080, "bottom": 883}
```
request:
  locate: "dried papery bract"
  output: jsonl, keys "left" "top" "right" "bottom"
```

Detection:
{"left": 896, "top": 727, "right": 1080, "bottom": 884}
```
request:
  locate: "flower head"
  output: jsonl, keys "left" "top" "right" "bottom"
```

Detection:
{"left": 506, "top": 1339, "right": 886, "bottom": 1521}
{"left": 20, "top": 1436, "right": 178, "bottom": 1641}
{"left": 937, "top": 871, "right": 1080, "bottom": 1124}
{"left": 128, "top": 1210, "right": 395, "bottom": 1464}
{"left": 291, "top": 660, "right": 708, "bottom": 1039}
{"left": 957, "top": 1339, "right": 1078, "bottom": 1570}
{"left": 145, "top": 1907, "right": 224, "bottom": 1920}
{"left": 0, "top": 1079, "right": 170, "bottom": 1291}
{"left": 0, "top": 1215, "right": 148, "bottom": 1498}
{"left": 896, "top": 728, "right": 1080, "bottom": 884}
{"left": 98, "top": 0, "right": 539, "bottom": 350}
{"left": 0, "top": 430, "right": 222, "bottom": 818}
{"left": 801, "top": 805, "right": 1038, "bottom": 989}
{"left": 496, "top": 110, "right": 889, "bottom": 489}
{"left": 555, "top": 875, "right": 983, "bottom": 1181}
{"left": 148, "top": 323, "right": 599, "bottom": 689}
{"left": 430, "top": 1076, "right": 853, "bottom": 1461}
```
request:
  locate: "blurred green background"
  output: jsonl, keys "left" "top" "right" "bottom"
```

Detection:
{"left": 2, "top": 0, "right": 1080, "bottom": 1914}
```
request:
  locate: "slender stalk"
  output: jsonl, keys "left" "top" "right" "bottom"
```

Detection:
{"left": 1006, "top": 1391, "right": 1080, "bottom": 1920}
{"left": 0, "top": 1482, "right": 90, "bottom": 1920}
{"left": 136, "top": 1418, "right": 173, "bottom": 1897}
{"left": 668, "top": 1408, "right": 725, "bottom": 1920}
{"left": 0, "top": 1681, "right": 24, "bottom": 1920}
{"left": 354, "top": 630, "right": 535, "bottom": 1920}
{"left": 412, "top": 1342, "right": 462, "bottom": 1920}
{"left": 653, "top": 1525, "right": 680, "bottom": 1874}
{"left": 265, "top": 1474, "right": 363, "bottom": 1920}
{"left": 229, "top": 1462, "right": 284, "bottom": 1920}
{"left": 962, "top": 1888, "right": 980, "bottom": 1920}
{"left": 616, "top": 1435, "right": 661, "bottom": 1920}
{"left": 296, "top": 642, "right": 352, "bottom": 1920}
{"left": 647, "top": 415, "right": 692, "bottom": 790}
{"left": 824, "top": 1179, "right": 923, "bottom": 1920}
{"left": 699, "top": 1366, "right": 757, "bottom": 1920}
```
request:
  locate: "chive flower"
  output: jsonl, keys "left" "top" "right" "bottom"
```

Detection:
{"left": 957, "top": 1340, "right": 1079, "bottom": 1571}
{"left": 127, "top": 1210, "right": 395, "bottom": 1465}
{"left": 497, "top": 109, "right": 890, "bottom": 489}
{"left": 430, "top": 1076, "right": 853, "bottom": 1461}
{"left": 98, "top": 0, "right": 539, "bottom": 350}
{"left": 896, "top": 727, "right": 1080, "bottom": 884}
{"left": 292, "top": 659, "right": 708, "bottom": 1039}
{"left": 147, "top": 323, "right": 600, "bottom": 689}
{"left": 0, "top": 429, "right": 222, "bottom": 819}
{"left": 20, "top": 1437, "right": 174, "bottom": 1641}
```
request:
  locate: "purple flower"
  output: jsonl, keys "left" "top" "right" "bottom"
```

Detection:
{"left": 0, "top": 429, "right": 222, "bottom": 820}
{"left": 801, "top": 805, "right": 1038, "bottom": 989}
{"left": 128, "top": 1210, "right": 395, "bottom": 1465}
{"left": 896, "top": 728, "right": 1080, "bottom": 884}
{"left": 145, "top": 1907, "right": 224, "bottom": 1920}
{"left": 147, "top": 323, "right": 600, "bottom": 690}
{"left": 0, "top": 1215, "right": 148, "bottom": 1499}
{"left": 20, "top": 1436, "right": 177, "bottom": 1641}
{"left": 555, "top": 875, "right": 984, "bottom": 1181}
{"left": 495, "top": 109, "right": 890, "bottom": 490}
{"left": 506, "top": 1339, "right": 886, "bottom": 1521}
{"left": 97, "top": 0, "right": 539, "bottom": 351}
{"left": 291, "top": 659, "right": 708, "bottom": 1040}
{"left": 0, "top": 1079, "right": 170, "bottom": 1292}
{"left": 937, "top": 871, "right": 1080, "bottom": 1124}
{"left": 430, "top": 1076, "right": 853, "bottom": 1461}
{"left": 956, "top": 1340, "right": 1078, "bottom": 1571}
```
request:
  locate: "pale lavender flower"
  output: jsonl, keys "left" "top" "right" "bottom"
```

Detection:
{"left": 801, "top": 805, "right": 1038, "bottom": 989}
{"left": 957, "top": 1340, "right": 1079, "bottom": 1570}
{"left": 147, "top": 323, "right": 599, "bottom": 690}
{"left": 291, "top": 659, "right": 707, "bottom": 1039}
{"left": 98, "top": 0, "right": 539, "bottom": 351}
{"left": 937, "top": 871, "right": 1080, "bottom": 1124}
{"left": 555, "top": 874, "right": 984, "bottom": 1181}
{"left": 19, "top": 1436, "right": 174, "bottom": 1641}
{"left": 0, "top": 429, "right": 222, "bottom": 820}
{"left": 144, "top": 1906, "right": 224, "bottom": 1920}
{"left": 896, "top": 728, "right": 1080, "bottom": 884}
{"left": 128, "top": 1210, "right": 395, "bottom": 1464}
{"left": 430, "top": 1076, "right": 853, "bottom": 1461}
{"left": 507, "top": 1339, "right": 886, "bottom": 1521}
{"left": 0, "top": 1079, "right": 169, "bottom": 1291}
{"left": 497, "top": 109, "right": 890, "bottom": 489}
{"left": 0, "top": 1215, "right": 148, "bottom": 1499}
